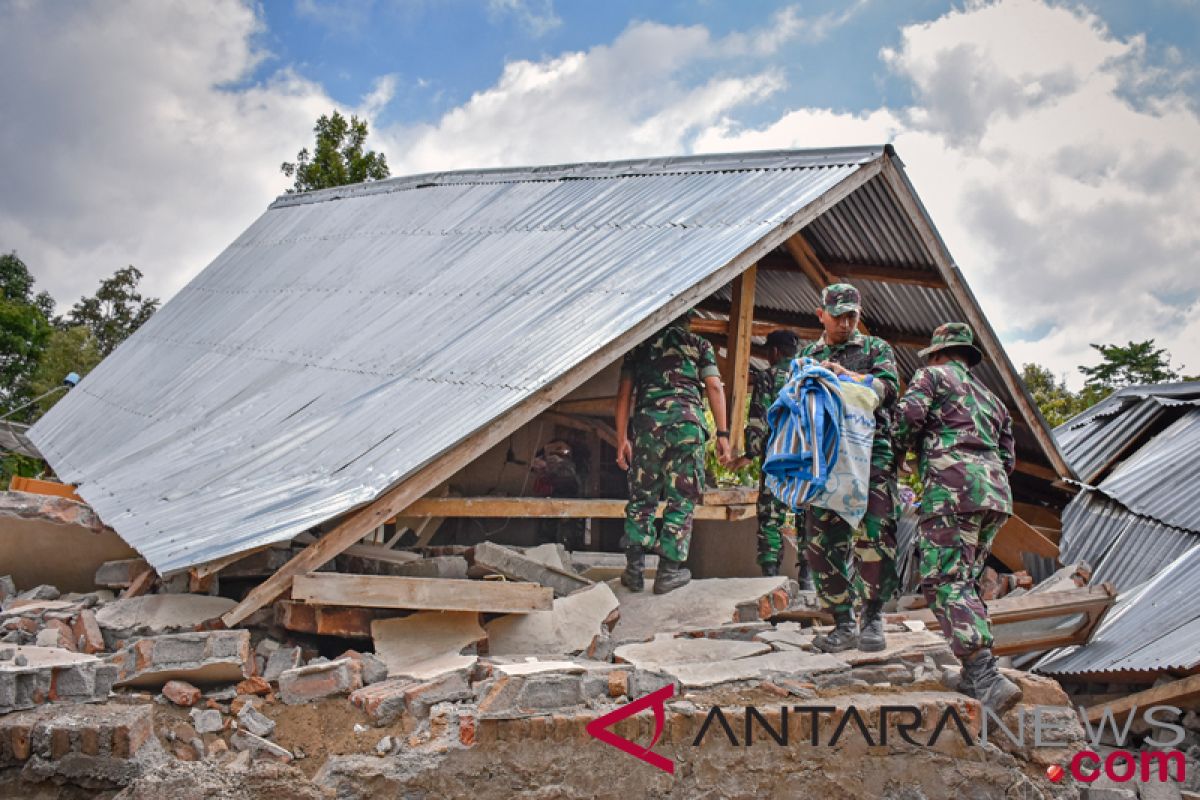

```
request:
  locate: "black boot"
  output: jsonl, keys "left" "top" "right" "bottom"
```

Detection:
{"left": 962, "top": 648, "right": 1022, "bottom": 713}
{"left": 858, "top": 600, "right": 886, "bottom": 652}
{"left": 620, "top": 545, "right": 645, "bottom": 592}
{"left": 760, "top": 561, "right": 780, "bottom": 577}
{"left": 813, "top": 609, "right": 859, "bottom": 653}
{"left": 653, "top": 558, "right": 692, "bottom": 594}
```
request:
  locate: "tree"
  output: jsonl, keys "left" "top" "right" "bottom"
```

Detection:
{"left": 66, "top": 266, "right": 159, "bottom": 357}
{"left": 1078, "top": 340, "right": 1179, "bottom": 393}
{"left": 0, "top": 251, "right": 53, "bottom": 415}
{"left": 1020, "top": 363, "right": 1091, "bottom": 427}
{"left": 27, "top": 326, "right": 102, "bottom": 417}
{"left": 280, "top": 110, "right": 390, "bottom": 193}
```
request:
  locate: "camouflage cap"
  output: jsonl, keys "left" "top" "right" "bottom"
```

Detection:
{"left": 820, "top": 283, "right": 861, "bottom": 316}
{"left": 918, "top": 322, "right": 983, "bottom": 366}
{"left": 764, "top": 329, "right": 800, "bottom": 353}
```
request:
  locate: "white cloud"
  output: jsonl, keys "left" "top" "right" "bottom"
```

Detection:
{"left": 487, "top": 0, "right": 561, "bottom": 37}
{"left": 0, "top": 0, "right": 370, "bottom": 308}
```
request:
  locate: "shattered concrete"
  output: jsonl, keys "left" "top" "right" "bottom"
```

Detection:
{"left": 486, "top": 582, "right": 619, "bottom": 656}
{"left": 94, "top": 594, "right": 236, "bottom": 640}
{"left": 610, "top": 577, "right": 795, "bottom": 641}
{"left": 108, "top": 629, "right": 253, "bottom": 688}
{"left": 371, "top": 611, "right": 486, "bottom": 677}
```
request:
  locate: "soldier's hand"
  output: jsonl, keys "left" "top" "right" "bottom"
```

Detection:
{"left": 616, "top": 439, "right": 633, "bottom": 470}
{"left": 716, "top": 438, "right": 733, "bottom": 465}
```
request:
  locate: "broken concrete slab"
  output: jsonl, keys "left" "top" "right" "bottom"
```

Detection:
{"left": 107, "top": 629, "right": 253, "bottom": 688}
{"left": 570, "top": 551, "right": 659, "bottom": 582}
{"left": 610, "top": 577, "right": 794, "bottom": 641}
{"left": 613, "top": 635, "right": 771, "bottom": 670}
{"left": 521, "top": 543, "right": 570, "bottom": 572}
{"left": 657, "top": 649, "right": 849, "bottom": 689}
{"left": 389, "top": 653, "right": 478, "bottom": 682}
{"left": 94, "top": 595, "right": 236, "bottom": 639}
{"left": 0, "top": 645, "right": 117, "bottom": 713}
{"left": 486, "top": 582, "right": 619, "bottom": 657}
{"left": 263, "top": 646, "right": 303, "bottom": 682}
{"left": 754, "top": 622, "right": 815, "bottom": 651}
{"left": 0, "top": 491, "right": 138, "bottom": 593}
{"left": 371, "top": 611, "right": 486, "bottom": 678}
{"left": 477, "top": 666, "right": 623, "bottom": 718}
{"left": 94, "top": 558, "right": 151, "bottom": 589}
{"left": 189, "top": 708, "right": 224, "bottom": 734}
{"left": 237, "top": 704, "right": 276, "bottom": 738}
{"left": 472, "top": 541, "right": 593, "bottom": 597}
{"left": 277, "top": 658, "right": 362, "bottom": 705}
{"left": 387, "top": 556, "right": 469, "bottom": 580}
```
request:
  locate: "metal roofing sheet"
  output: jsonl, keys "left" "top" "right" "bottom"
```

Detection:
{"left": 29, "top": 149, "right": 878, "bottom": 574}
{"left": 1055, "top": 398, "right": 1166, "bottom": 484}
{"left": 1099, "top": 408, "right": 1200, "bottom": 531}
{"left": 1036, "top": 543, "right": 1200, "bottom": 676}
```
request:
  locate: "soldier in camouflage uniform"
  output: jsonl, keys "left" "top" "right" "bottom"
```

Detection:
{"left": 801, "top": 284, "right": 901, "bottom": 654}
{"left": 616, "top": 312, "right": 733, "bottom": 594}
{"left": 893, "top": 322, "right": 1022, "bottom": 714}
{"left": 743, "top": 330, "right": 809, "bottom": 581}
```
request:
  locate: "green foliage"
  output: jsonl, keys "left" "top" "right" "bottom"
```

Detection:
{"left": 0, "top": 451, "right": 44, "bottom": 486}
{"left": 0, "top": 251, "right": 53, "bottom": 416}
{"left": 1078, "top": 340, "right": 1179, "bottom": 392}
{"left": 66, "top": 266, "right": 159, "bottom": 357}
{"left": 1020, "top": 363, "right": 1094, "bottom": 427}
{"left": 703, "top": 405, "right": 759, "bottom": 487}
{"left": 28, "top": 326, "right": 102, "bottom": 416}
{"left": 281, "top": 111, "right": 390, "bottom": 193}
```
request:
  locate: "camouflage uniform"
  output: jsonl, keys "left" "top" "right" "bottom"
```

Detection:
{"left": 800, "top": 320, "right": 902, "bottom": 615}
{"left": 621, "top": 320, "right": 720, "bottom": 563}
{"left": 745, "top": 357, "right": 794, "bottom": 566}
{"left": 893, "top": 323, "right": 1015, "bottom": 658}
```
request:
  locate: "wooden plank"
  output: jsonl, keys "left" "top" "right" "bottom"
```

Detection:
{"left": 703, "top": 487, "right": 758, "bottom": 505}
{"left": 401, "top": 496, "right": 732, "bottom": 520}
{"left": 1012, "top": 501, "right": 1062, "bottom": 530}
{"left": 190, "top": 544, "right": 275, "bottom": 580}
{"left": 339, "top": 543, "right": 424, "bottom": 565}
{"left": 1084, "top": 674, "right": 1200, "bottom": 724}
{"left": 726, "top": 264, "right": 757, "bottom": 455}
{"left": 878, "top": 157, "right": 1074, "bottom": 482}
{"left": 1015, "top": 459, "right": 1060, "bottom": 482}
{"left": 996, "top": 514, "right": 1060, "bottom": 560}
{"left": 690, "top": 317, "right": 823, "bottom": 341}
{"left": 292, "top": 573, "right": 553, "bottom": 613}
{"left": 825, "top": 261, "right": 947, "bottom": 289}
{"left": 9, "top": 476, "right": 83, "bottom": 503}
{"left": 220, "top": 152, "right": 887, "bottom": 628}
{"left": 411, "top": 516, "right": 446, "bottom": 548}
{"left": 120, "top": 566, "right": 156, "bottom": 599}
{"left": 552, "top": 397, "right": 616, "bottom": 416}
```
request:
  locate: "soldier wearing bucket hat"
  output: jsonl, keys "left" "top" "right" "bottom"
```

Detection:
{"left": 799, "top": 283, "right": 902, "bottom": 654}
{"left": 894, "top": 322, "right": 1022, "bottom": 714}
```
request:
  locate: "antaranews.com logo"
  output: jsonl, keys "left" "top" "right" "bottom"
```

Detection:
{"left": 587, "top": 685, "right": 1190, "bottom": 786}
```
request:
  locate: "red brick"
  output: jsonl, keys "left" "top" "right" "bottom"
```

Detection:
{"left": 162, "top": 680, "right": 202, "bottom": 707}
{"left": 458, "top": 713, "right": 477, "bottom": 747}
{"left": 607, "top": 671, "right": 628, "bottom": 698}
{"left": 236, "top": 676, "right": 271, "bottom": 696}
{"left": 50, "top": 727, "right": 72, "bottom": 759}
{"left": 72, "top": 610, "right": 105, "bottom": 655}
{"left": 79, "top": 725, "right": 101, "bottom": 756}
{"left": 112, "top": 715, "right": 154, "bottom": 759}
{"left": 133, "top": 639, "right": 155, "bottom": 672}
{"left": 10, "top": 723, "right": 32, "bottom": 761}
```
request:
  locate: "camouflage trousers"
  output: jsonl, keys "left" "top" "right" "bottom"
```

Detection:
{"left": 622, "top": 420, "right": 705, "bottom": 563}
{"left": 805, "top": 466, "right": 900, "bottom": 614}
{"left": 756, "top": 472, "right": 790, "bottom": 566}
{"left": 917, "top": 510, "right": 1008, "bottom": 658}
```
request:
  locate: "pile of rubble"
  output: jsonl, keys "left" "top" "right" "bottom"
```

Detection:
{"left": 0, "top": 529, "right": 1195, "bottom": 798}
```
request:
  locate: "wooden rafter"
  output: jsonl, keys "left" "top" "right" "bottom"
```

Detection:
{"left": 218, "top": 151, "right": 890, "bottom": 628}
{"left": 825, "top": 261, "right": 947, "bottom": 289}
{"left": 783, "top": 234, "right": 870, "bottom": 336}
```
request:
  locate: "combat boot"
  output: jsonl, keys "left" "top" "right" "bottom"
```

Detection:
{"left": 797, "top": 561, "right": 815, "bottom": 592}
{"left": 962, "top": 648, "right": 1022, "bottom": 714}
{"left": 858, "top": 599, "right": 887, "bottom": 652}
{"left": 653, "top": 558, "right": 692, "bottom": 594}
{"left": 813, "top": 610, "right": 859, "bottom": 653}
{"left": 620, "top": 545, "right": 645, "bottom": 592}
{"left": 760, "top": 561, "right": 780, "bottom": 577}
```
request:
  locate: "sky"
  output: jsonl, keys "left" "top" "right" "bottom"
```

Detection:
{"left": 1, "top": 0, "right": 1197, "bottom": 388}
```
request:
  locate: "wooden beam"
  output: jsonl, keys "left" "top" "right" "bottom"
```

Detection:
{"left": 690, "top": 317, "right": 822, "bottom": 341}
{"left": 783, "top": 234, "right": 871, "bottom": 336}
{"left": 220, "top": 150, "right": 888, "bottom": 629}
{"left": 991, "top": 514, "right": 1060, "bottom": 573}
{"left": 1012, "top": 501, "right": 1062, "bottom": 530}
{"left": 719, "top": 304, "right": 929, "bottom": 350}
{"left": 1015, "top": 459, "right": 1060, "bottom": 482}
{"left": 726, "top": 264, "right": 757, "bottom": 455}
{"left": 824, "top": 261, "right": 947, "bottom": 289}
{"left": 877, "top": 157, "right": 1075, "bottom": 481}
{"left": 398, "top": 495, "right": 747, "bottom": 521}
{"left": 1085, "top": 674, "right": 1200, "bottom": 724}
{"left": 552, "top": 397, "right": 616, "bottom": 417}
{"left": 292, "top": 573, "right": 553, "bottom": 613}
{"left": 189, "top": 544, "right": 275, "bottom": 581}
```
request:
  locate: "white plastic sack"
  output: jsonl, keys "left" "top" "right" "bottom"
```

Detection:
{"left": 809, "top": 380, "right": 878, "bottom": 527}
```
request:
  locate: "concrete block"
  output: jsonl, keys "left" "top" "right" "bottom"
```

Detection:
{"left": 190, "top": 708, "right": 224, "bottom": 734}
{"left": 263, "top": 645, "right": 303, "bottom": 682}
{"left": 107, "top": 629, "right": 252, "bottom": 688}
{"left": 237, "top": 704, "right": 276, "bottom": 738}
{"left": 389, "top": 556, "right": 470, "bottom": 580}
{"left": 350, "top": 678, "right": 415, "bottom": 726}
{"left": 94, "top": 594, "right": 236, "bottom": 639}
{"left": 94, "top": 559, "right": 151, "bottom": 589}
{"left": 17, "top": 585, "right": 60, "bottom": 602}
{"left": 278, "top": 658, "right": 362, "bottom": 705}
{"left": 337, "top": 650, "right": 388, "bottom": 685}
{"left": 371, "top": 611, "right": 486, "bottom": 677}
{"left": 486, "top": 582, "right": 619, "bottom": 656}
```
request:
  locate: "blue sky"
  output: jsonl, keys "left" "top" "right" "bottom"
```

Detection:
{"left": 1, "top": 0, "right": 1198, "bottom": 384}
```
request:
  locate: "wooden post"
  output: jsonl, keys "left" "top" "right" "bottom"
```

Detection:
{"left": 725, "top": 264, "right": 757, "bottom": 455}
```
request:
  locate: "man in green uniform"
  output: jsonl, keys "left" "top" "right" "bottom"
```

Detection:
{"left": 893, "top": 322, "right": 1022, "bottom": 714}
{"left": 801, "top": 284, "right": 901, "bottom": 653}
{"left": 743, "top": 329, "right": 809, "bottom": 581}
{"left": 616, "top": 312, "right": 732, "bottom": 594}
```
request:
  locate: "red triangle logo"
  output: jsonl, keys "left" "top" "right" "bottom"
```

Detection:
{"left": 585, "top": 683, "right": 676, "bottom": 774}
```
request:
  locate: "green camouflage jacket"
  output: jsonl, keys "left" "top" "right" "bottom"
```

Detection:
{"left": 744, "top": 357, "right": 792, "bottom": 460}
{"left": 621, "top": 322, "right": 721, "bottom": 430}
{"left": 893, "top": 359, "right": 1016, "bottom": 517}
{"left": 799, "top": 332, "right": 900, "bottom": 468}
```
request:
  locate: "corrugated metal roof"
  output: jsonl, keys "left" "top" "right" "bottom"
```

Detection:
{"left": 1036, "top": 543, "right": 1200, "bottom": 676}
{"left": 1100, "top": 408, "right": 1200, "bottom": 531}
{"left": 29, "top": 148, "right": 886, "bottom": 574}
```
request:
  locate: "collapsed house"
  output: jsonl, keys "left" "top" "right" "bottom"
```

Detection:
{"left": 6, "top": 146, "right": 1180, "bottom": 796}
